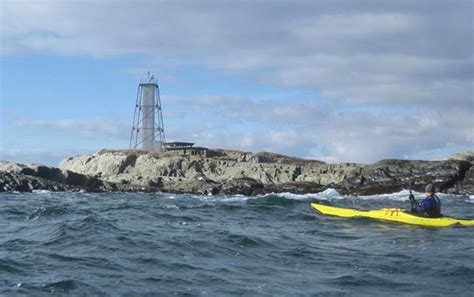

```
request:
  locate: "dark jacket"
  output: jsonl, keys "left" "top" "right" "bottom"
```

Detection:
{"left": 411, "top": 194, "right": 441, "bottom": 217}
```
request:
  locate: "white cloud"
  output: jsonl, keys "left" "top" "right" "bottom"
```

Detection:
{"left": 160, "top": 92, "right": 473, "bottom": 162}
{"left": 294, "top": 13, "right": 418, "bottom": 41}
{"left": 13, "top": 117, "right": 129, "bottom": 140}
{"left": 1, "top": 1, "right": 473, "bottom": 163}
{"left": 0, "top": 148, "right": 94, "bottom": 166}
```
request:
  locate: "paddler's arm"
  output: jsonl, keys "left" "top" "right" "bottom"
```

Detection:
{"left": 409, "top": 194, "right": 420, "bottom": 213}
{"left": 411, "top": 202, "right": 422, "bottom": 214}
{"left": 411, "top": 198, "right": 431, "bottom": 215}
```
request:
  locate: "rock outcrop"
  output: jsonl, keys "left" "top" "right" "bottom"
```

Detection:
{"left": 56, "top": 149, "right": 358, "bottom": 195}
{"left": 0, "top": 161, "right": 155, "bottom": 192}
{"left": 337, "top": 159, "right": 471, "bottom": 195}
{"left": 1, "top": 149, "right": 473, "bottom": 195}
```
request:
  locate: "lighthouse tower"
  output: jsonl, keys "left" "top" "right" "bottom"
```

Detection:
{"left": 129, "top": 72, "right": 166, "bottom": 151}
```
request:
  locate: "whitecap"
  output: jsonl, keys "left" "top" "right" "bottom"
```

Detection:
{"left": 193, "top": 194, "right": 257, "bottom": 202}
{"left": 166, "top": 188, "right": 343, "bottom": 203}
{"left": 352, "top": 189, "right": 414, "bottom": 201}
{"left": 348, "top": 189, "right": 469, "bottom": 201}
{"left": 272, "top": 188, "right": 342, "bottom": 200}
{"left": 32, "top": 190, "right": 52, "bottom": 194}
{"left": 220, "top": 195, "right": 257, "bottom": 202}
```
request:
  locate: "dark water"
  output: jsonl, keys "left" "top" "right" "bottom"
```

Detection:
{"left": 1, "top": 190, "right": 473, "bottom": 296}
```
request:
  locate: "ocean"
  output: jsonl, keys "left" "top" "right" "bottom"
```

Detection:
{"left": 1, "top": 190, "right": 473, "bottom": 296}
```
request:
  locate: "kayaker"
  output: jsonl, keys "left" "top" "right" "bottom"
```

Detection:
{"left": 409, "top": 183, "right": 442, "bottom": 217}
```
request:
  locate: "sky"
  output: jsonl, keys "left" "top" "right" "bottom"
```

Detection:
{"left": 0, "top": 0, "right": 473, "bottom": 166}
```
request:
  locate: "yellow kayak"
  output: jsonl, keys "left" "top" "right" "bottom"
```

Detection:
{"left": 311, "top": 202, "right": 474, "bottom": 227}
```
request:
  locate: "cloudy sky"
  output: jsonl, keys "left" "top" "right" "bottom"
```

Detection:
{"left": 1, "top": 0, "right": 473, "bottom": 165}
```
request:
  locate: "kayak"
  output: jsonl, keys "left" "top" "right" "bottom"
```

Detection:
{"left": 310, "top": 202, "right": 474, "bottom": 227}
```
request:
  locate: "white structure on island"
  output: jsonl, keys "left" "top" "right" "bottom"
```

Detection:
{"left": 129, "top": 72, "right": 166, "bottom": 151}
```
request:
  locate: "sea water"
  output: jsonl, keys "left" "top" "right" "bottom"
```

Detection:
{"left": 1, "top": 190, "right": 473, "bottom": 296}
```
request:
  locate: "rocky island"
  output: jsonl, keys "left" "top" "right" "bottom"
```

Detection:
{"left": 1, "top": 149, "right": 473, "bottom": 196}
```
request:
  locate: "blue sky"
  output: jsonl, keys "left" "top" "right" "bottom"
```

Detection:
{"left": 1, "top": 0, "right": 473, "bottom": 165}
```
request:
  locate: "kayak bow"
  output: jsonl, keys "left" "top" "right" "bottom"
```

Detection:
{"left": 311, "top": 202, "right": 474, "bottom": 227}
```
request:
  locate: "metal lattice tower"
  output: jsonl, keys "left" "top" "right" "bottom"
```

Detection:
{"left": 129, "top": 72, "right": 166, "bottom": 151}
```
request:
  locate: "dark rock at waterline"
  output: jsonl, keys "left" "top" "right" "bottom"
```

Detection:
{"left": 447, "top": 165, "right": 474, "bottom": 195}
{"left": 20, "top": 164, "right": 106, "bottom": 190}
{"left": 263, "top": 182, "right": 327, "bottom": 195}
{"left": 0, "top": 161, "right": 157, "bottom": 193}
{"left": 335, "top": 159, "right": 472, "bottom": 196}
{"left": 218, "top": 177, "right": 264, "bottom": 196}
{"left": 0, "top": 171, "right": 75, "bottom": 192}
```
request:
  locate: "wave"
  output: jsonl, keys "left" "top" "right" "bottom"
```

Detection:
{"left": 354, "top": 189, "right": 413, "bottom": 201}
{"left": 156, "top": 188, "right": 472, "bottom": 208}
{"left": 224, "top": 233, "right": 274, "bottom": 248}
{"left": 203, "top": 192, "right": 264, "bottom": 202}
{"left": 25, "top": 206, "right": 69, "bottom": 221}
{"left": 13, "top": 187, "right": 471, "bottom": 204}
{"left": 21, "top": 279, "right": 107, "bottom": 295}
{"left": 1, "top": 238, "right": 39, "bottom": 252}
{"left": 32, "top": 190, "right": 52, "bottom": 194}
{"left": 428, "top": 265, "right": 474, "bottom": 278}
{"left": 0, "top": 258, "right": 25, "bottom": 274}
{"left": 324, "top": 273, "right": 408, "bottom": 288}
{"left": 340, "top": 189, "right": 468, "bottom": 201}
{"left": 272, "top": 188, "right": 342, "bottom": 200}
{"left": 2, "top": 191, "right": 473, "bottom": 296}
{"left": 172, "top": 188, "right": 343, "bottom": 203}
{"left": 0, "top": 208, "right": 28, "bottom": 217}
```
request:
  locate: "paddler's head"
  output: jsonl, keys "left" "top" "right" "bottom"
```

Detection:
{"left": 425, "top": 183, "right": 435, "bottom": 196}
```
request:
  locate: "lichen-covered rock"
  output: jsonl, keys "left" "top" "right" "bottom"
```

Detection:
{"left": 448, "top": 151, "right": 474, "bottom": 163}
{"left": 57, "top": 149, "right": 357, "bottom": 193}
{"left": 2, "top": 149, "right": 472, "bottom": 195}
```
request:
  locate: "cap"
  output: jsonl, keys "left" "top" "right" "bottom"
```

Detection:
{"left": 425, "top": 183, "right": 435, "bottom": 193}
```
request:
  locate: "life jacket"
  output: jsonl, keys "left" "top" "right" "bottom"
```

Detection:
{"left": 425, "top": 194, "right": 442, "bottom": 218}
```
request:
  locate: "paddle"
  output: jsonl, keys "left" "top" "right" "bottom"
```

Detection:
{"left": 408, "top": 181, "right": 416, "bottom": 211}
